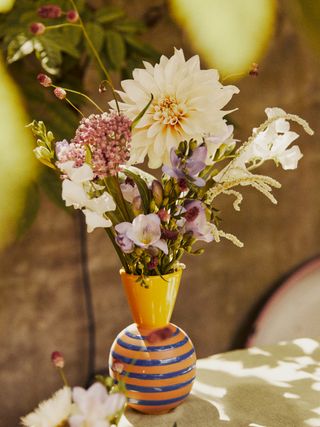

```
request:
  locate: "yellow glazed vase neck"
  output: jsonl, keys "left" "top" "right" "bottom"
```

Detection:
{"left": 120, "top": 269, "right": 182, "bottom": 328}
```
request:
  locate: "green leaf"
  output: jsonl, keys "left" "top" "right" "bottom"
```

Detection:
{"left": 95, "top": 6, "right": 125, "bottom": 24}
{"left": 16, "top": 182, "right": 40, "bottom": 238}
{"left": 86, "top": 22, "right": 105, "bottom": 53}
{"left": 123, "top": 168, "right": 152, "bottom": 214}
{"left": 114, "top": 19, "right": 146, "bottom": 34}
{"left": 124, "top": 34, "right": 159, "bottom": 58}
{"left": 105, "top": 30, "right": 126, "bottom": 69}
{"left": 40, "top": 32, "right": 80, "bottom": 59}
{"left": 131, "top": 94, "right": 153, "bottom": 129}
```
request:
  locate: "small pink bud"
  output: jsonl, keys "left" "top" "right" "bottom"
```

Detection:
{"left": 51, "top": 351, "right": 65, "bottom": 368}
{"left": 249, "top": 62, "right": 259, "bottom": 77}
{"left": 54, "top": 87, "right": 67, "bottom": 100}
{"left": 158, "top": 208, "right": 170, "bottom": 223}
{"left": 66, "top": 10, "right": 79, "bottom": 23}
{"left": 37, "top": 73, "right": 52, "bottom": 87}
{"left": 112, "top": 360, "right": 124, "bottom": 374}
{"left": 30, "top": 22, "right": 46, "bottom": 35}
{"left": 38, "top": 4, "right": 62, "bottom": 19}
{"left": 146, "top": 327, "right": 174, "bottom": 344}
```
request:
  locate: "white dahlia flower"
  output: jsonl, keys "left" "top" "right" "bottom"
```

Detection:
{"left": 21, "top": 387, "right": 72, "bottom": 427}
{"left": 111, "top": 48, "right": 239, "bottom": 168}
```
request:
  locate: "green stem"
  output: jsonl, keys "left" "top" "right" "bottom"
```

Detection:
{"left": 59, "top": 368, "right": 69, "bottom": 387}
{"left": 52, "top": 84, "right": 103, "bottom": 113}
{"left": 69, "top": 0, "right": 120, "bottom": 113}
{"left": 45, "top": 23, "right": 81, "bottom": 30}
{"left": 65, "top": 97, "right": 84, "bottom": 116}
{"left": 105, "top": 228, "right": 130, "bottom": 272}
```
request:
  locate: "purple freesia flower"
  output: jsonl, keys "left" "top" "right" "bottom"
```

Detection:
{"left": 162, "top": 145, "right": 207, "bottom": 187}
{"left": 183, "top": 200, "right": 214, "bottom": 242}
{"left": 115, "top": 214, "right": 168, "bottom": 254}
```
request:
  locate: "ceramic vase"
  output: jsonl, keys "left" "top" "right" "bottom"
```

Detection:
{"left": 109, "top": 269, "right": 196, "bottom": 414}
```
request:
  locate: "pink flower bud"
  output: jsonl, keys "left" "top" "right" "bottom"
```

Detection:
{"left": 30, "top": 22, "right": 46, "bottom": 35}
{"left": 51, "top": 351, "right": 65, "bottom": 368}
{"left": 66, "top": 10, "right": 79, "bottom": 23}
{"left": 112, "top": 360, "right": 124, "bottom": 374}
{"left": 249, "top": 62, "right": 259, "bottom": 77}
{"left": 38, "top": 4, "right": 62, "bottom": 19}
{"left": 158, "top": 208, "right": 170, "bottom": 223}
{"left": 146, "top": 327, "right": 174, "bottom": 344}
{"left": 37, "top": 73, "right": 52, "bottom": 87}
{"left": 54, "top": 87, "right": 67, "bottom": 100}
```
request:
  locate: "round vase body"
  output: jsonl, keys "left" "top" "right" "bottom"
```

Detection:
{"left": 109, "top": 322, "right": 196, "bottom": 414}
{"left": 109, "top": 270, "right": 196, "bottom": 414}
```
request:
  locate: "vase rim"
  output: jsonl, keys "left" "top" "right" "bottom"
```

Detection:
{"left": 119, "top": 267, "right": 184, "bottom": 279}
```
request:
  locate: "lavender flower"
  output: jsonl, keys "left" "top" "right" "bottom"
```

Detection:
{"left": 162, "top": 144, "right": 207, "bottom": 187}
{"left": 115, "top": 214, "right": 168, "bottom": 254}
{"left": 183, "top": 200, "right": 214, "bottom": 242}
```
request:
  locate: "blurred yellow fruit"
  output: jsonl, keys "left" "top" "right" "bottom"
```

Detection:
{"left": 170, "top": 0, "right": 276, "bottom": 79}
{"left": 0, "top": 0, "right": 15, "bottom": 13}
{"left": 0, "top": 57, "right": 38, "bottom": 248}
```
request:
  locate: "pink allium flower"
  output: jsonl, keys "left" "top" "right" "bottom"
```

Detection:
{"left": 72, "top": 113, "right": 132, "bottom": 177}
{"left": 38, "top": 4, "right": 62, "bottom": 19}
{"left": 56, "top": 140, "right": 85, "bottom": 168}
{"left": 30, "top": 22, "right": 46, "bottom": 35}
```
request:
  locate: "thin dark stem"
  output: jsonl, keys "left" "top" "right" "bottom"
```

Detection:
{"left": 69, "top": 0, "right": 120, "bottom": 113}
{"left": 78, "top": 211, "right": 96, "bottom": 386}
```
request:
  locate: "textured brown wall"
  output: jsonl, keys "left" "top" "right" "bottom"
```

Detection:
{"left": 1, "top": 2, "right": 320, "bottom": 426}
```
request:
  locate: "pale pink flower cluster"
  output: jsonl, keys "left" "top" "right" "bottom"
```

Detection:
{"left": 72, "top": 112, "right": 132, "bottom": 177}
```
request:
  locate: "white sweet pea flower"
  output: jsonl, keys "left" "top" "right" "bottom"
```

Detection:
{"left": 115, "top": 214, "right": 168, "bottom": 254}
{"left": 251, "top": 107, "right": 302, "bottom": 169}
{"left": 86, "top": 193, "right": 116, "bottom": 214}
{"left": 83, "top": 210, "right": 112, "bottom": 233}
{"left": 62, "top": 179, "right": 89, "bottom": 209}
{"left": 59, "top": 162, "right": 116, "bottom": 232}
{"left": 205, "top": 124, "right": 235, "bottom": 162}
{"left": 21, "top": 387, "right": 72, "bottom": 427}
{"left": 111, "top": 48, "right": 239, "bottom": 168}
{"left": 58, "top": 161, "right": 94, "bottom": 183}
{"left": 69, "top": 382, "right": 126, "bottom": 427}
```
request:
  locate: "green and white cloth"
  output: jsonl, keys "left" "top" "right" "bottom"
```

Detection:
{"left": 120, "top": 338, "right": 320, "bottom": 426}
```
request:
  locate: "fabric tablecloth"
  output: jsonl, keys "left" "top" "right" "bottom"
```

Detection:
{"left": 119, "top": 338, "right": 320, "bottom": 427}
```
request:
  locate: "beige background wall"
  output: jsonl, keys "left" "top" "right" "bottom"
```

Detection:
{"left": 1, "top": 1, "right": 320, "bottom": 425}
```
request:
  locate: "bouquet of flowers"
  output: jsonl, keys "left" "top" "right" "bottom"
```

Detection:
{"left": 31, "top": 45, "right": 313, "bottom": 281}
{"left": 21, "top": 352, "right": 126, "bottom": 427}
